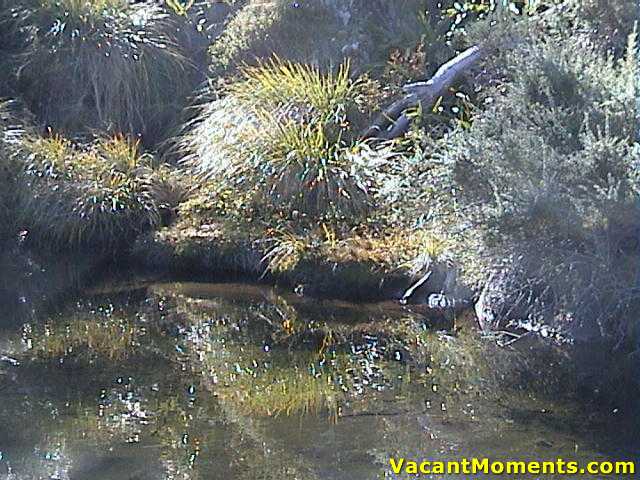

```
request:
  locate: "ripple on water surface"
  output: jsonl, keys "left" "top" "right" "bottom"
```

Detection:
{"left": 0, "top": 281, "right": 637, "bottom": 479}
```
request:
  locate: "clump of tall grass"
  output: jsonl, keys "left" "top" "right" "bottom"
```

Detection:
{"left": 3, "top": 0, "right": 190, "bottom": 143}
{"left": 0, "top": 100, "right": 30, "bottom": 242}
{"left": 183, "top": 58, "right": 391, "bottom": 222}
{"left": 19, "top": 133, "right": 160, "bottom": 250}
{"left": 228, "top": 59, "right": 368, "bottom": 116}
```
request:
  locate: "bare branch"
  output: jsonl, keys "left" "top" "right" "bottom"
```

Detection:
{"left": 363, "top": 45, "right": 485, "bottom": 140}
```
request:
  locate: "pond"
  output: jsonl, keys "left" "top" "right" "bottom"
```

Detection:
{"left": 0, "top": 276, "right": 638, "bottom": 479}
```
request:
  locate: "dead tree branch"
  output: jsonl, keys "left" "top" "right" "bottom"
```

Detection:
{"left": 362, "top": 45, "right": 485, "bottom": 141}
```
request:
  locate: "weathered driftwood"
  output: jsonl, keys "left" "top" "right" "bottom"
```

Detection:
{"left": 363, "top": 45, "right": 484, "bottom": 140}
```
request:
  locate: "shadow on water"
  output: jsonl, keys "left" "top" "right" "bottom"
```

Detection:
{"left": 0, "top": 246, "right": 109, "bottom": 328}
{"left": 0, "top": 276, "right": 638, "bottom": 479}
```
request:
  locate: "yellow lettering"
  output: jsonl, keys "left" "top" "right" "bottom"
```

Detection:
{"left": 600, "top": 462, "right": 613, "bottom": 475}
{"left": 387, "top": 457, "right": 635, "bottom": 476}
{"left": 472, "top": 458, "right": 489, "bottom": 473}
{"left": 505, "top": 461, "right": 526, "bottom": 474}
{"left": 587, "top": 462, "right": 599, "bottom": 474}
{"left": 389, "top": 458, "right": 404, "bottom": 474}
{"left": 542, "top": 461, "right": 556, "bottom": 474}
{"left": 617, "top": 462, "right": 635, "bottom": 474}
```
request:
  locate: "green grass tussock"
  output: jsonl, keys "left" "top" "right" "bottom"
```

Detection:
{"left": 2, "top": 0, "right": 190, "bottom": 143}
{"left": 0, "top": 100, "right": 31, "bottom": 242}
{"left": 19, "top": 134, "right": 161, "bottom": 250}
{"left": 182, "top": 58, "right": 393, "bottom": 223}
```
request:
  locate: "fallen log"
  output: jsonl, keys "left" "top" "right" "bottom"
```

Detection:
{"left": 362, "top": 45, "right": 485, "bottom": 140}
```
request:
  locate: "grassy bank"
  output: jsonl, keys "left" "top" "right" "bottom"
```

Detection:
{"left": 131, "top": 219, "right": 450, "bottom": 302}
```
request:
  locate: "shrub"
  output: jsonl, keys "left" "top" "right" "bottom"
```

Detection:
{"left": 553, "top": 0, "right": 637, "bottom": 57}
{"left": 3, "top": 0, "right": 190, "bottom": 144}
{"left": 19, "top": 134, "right": 160, "bottom": 250}
{"left": 208, "top": 0, "right": 456, "bottom": 75}
{"left": 182, "top": 58, "right": 393, "bottom": 222}
{"left": 408, "top": 10, "right": 639, "bottom": 350}
{"left": 449, "top": 31, "right": 636, "bottom": 243}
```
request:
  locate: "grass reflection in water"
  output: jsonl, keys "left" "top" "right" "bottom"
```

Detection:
{"left": 0, "top": 282, "right": 636, "bottom": 480}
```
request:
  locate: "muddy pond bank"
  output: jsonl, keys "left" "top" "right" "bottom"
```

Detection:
{"left": 130, "top": 226, "right": 472, "bottom": 305}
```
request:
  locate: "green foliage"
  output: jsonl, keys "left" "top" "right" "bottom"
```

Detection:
{"left": 460, "top": 0, "right": 637, "bottom": 58}
{"left": 19, "top": 134, "right": 160, "bottom": 250}
{"left": 208, "top": 0, "right": 341, "bottom": 74}
{"left": 208, "top": 0, "right": 460, "bottom": 76}
{"left": 450, "top": 32, "right": 636, "bottom": 239}
{"left": 557, "top": 0, "right": 637, "bottom": 57}
{"left": 408, "top": 12, "right": 639, "bottom": 346}
{"left": 2, "top": 0, "right": 190, "bottom": 143}
{"left": 183, "top": 58, "right": 392, "bottom": 222}
{"left": 228, "top": 59, "right": 362, "bottom": 116}
{"left": 164, "top": 0, "right": 195, "bottom": 16}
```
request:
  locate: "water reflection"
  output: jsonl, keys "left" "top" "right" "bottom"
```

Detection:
{"left": 0, "top": 281, "right": 637, "bottom": 479}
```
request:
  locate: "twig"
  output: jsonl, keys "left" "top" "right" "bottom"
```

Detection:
{"left": 497, "top": 330, "right": 532, "bottom": 347}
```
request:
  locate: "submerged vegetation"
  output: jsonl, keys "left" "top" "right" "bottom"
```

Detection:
{"left": 5, "top": 282, "right": 632, "bottom": 480}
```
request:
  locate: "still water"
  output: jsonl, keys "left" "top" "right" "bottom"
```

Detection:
{"left": 0, "top": 278, "right": 638, "bottom": 479}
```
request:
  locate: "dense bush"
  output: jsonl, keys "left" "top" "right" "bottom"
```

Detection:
{"left": 18, "top": 134, "right": 160, "bottom": 250}
{"left": 208, "top": 0, "right": 456, "bottom": 76}
{"left": 1, "top": 0, "right": 191, "bottom": 144}
{"left": 404, "top": 6, "right": 639, "bottom": 354}
{"left": 452, "top": 35, "right": 636, "bottom": 232}
{"left": 556, "top": 0, "right": 636, "bottom": 57}
{"left": 181, "top": 58, "right": 395, "bottom": 222}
